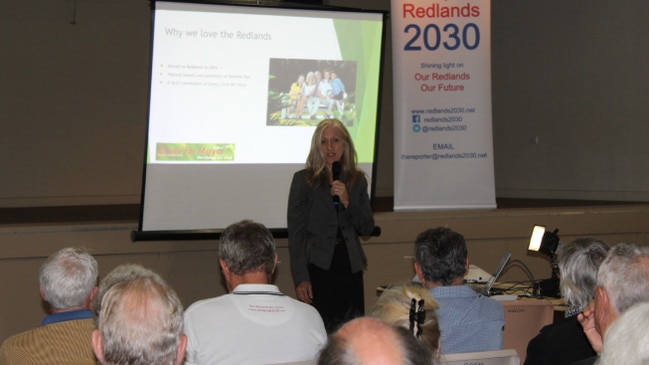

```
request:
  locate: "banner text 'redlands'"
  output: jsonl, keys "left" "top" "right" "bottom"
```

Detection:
{"left": 402, "top": 2, "right": 480, "bottom": 18}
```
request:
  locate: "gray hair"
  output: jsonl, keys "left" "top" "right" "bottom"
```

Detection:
{"left": 414, "top": 227, "right": 467, "bottom": 286}
{"left": 39, "top": 247, "right": 98, "bottom": 310}
{"left": 97, "top": 276, "right": 184, "bottom": 365}
{"left": 317, "top": 335, "right": 355, "bottom": 364}
{"left": 557, "top": 238, "right": 609, "bottom": 309}
{"left": 94, "top": 263, "right": 165, "bottom": 322}
{"left": 598, "top": 302, "right": 649, "bottom": 365}
{"left": 219, "top": 220, "right": 275, "bottom": 276}
{"left": 597, "top": 242, "right": 649, "bottom": 314}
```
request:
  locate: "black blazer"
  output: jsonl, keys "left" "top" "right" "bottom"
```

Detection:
{"left": 287, "top": 169, "right": 375, "bottom": 285}
{"left": 525, "top": 315, "right": 597, "bottom": 365}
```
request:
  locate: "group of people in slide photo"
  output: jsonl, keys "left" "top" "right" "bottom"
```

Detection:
{"left": 267, "top": 59, "right": 356, "bottom": 126}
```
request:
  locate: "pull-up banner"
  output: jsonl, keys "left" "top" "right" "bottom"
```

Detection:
{"left": 391, "top": 0, "right": 496, "bottom": 211}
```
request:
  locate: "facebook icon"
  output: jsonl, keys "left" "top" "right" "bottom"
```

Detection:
{"left": 412, "top": 115, "right": 421, "bottom": 123}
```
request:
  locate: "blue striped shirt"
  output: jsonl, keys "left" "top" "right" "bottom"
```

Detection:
{"left": 430, "top": 285, "right": 505, "bottom": 354}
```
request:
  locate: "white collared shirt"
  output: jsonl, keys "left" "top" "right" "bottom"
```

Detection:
{"left": 184, "top": 283, "right": 327, "bottom": 365}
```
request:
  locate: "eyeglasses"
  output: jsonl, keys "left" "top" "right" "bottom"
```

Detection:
{"left": 409, "top": 298, "right": 426, "bottom": 338}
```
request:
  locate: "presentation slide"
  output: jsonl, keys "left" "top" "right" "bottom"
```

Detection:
{"left": 138, "top": 1, "right": 384, "bottom": 234}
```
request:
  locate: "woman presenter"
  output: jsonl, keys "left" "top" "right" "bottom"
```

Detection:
{"left": 287, "top": 118, "right": 375, "bottom": 332}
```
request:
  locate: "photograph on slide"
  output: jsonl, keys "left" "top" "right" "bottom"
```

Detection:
{"left": 267, "top": 58, "right": 357, "bottom": 127}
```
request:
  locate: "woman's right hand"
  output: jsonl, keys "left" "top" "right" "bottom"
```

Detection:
{"left": 296, "top": 281, "right": 313, "bottom": 304}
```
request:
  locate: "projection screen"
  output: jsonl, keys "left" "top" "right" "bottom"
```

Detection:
{"left": 135, "top": 1, "right": 385, "bottom": 238}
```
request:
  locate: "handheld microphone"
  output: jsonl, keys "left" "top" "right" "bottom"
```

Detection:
{"left": 332, "top": 161, "right": 341, "bottom": 205}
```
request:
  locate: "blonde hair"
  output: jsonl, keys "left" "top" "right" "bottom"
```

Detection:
{"left": 305, "top": 71, "right": 315, "bottom": 85}
{"left": 370, "top": 284, "right": 441, "bottom": 355}
{"left": 305, "top": 118, "right": 364, "bottom": 188}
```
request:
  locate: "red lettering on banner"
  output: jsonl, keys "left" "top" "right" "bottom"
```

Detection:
{"left": 403, "top": 3, "right": 416, "bottom": 17}
{"left": 402, "top": 2, "right": 480, "bottom": 18}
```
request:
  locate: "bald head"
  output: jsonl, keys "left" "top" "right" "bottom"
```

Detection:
{"left": 92, "top": 276, "right": 186, "bottom": 365}
{"left": 318, "top": 317, "right": 432, "bottom": 365}
{"left": 339, "top": 318, "right": 403, "bottom": 364}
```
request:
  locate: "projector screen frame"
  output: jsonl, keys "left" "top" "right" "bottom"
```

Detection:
{"left": 133, "top": 0, "right": 386, "bottom": 241}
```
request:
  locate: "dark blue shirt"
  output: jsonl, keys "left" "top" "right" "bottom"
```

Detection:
{"left": 41, "top": 309, "right": 93, "bottom": 326}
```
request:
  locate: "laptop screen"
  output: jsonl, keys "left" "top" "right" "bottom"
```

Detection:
{"left": 483, "top": 250, "right": 512, "bottom": 296}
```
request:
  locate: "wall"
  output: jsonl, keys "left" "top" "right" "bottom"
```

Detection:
{"left": 1, "top": 0, "right": 150, "bottom": 207}
{"left": 2, "top": 204, "right": 648, "bottom": 343}
{"left": 2, "top": 0, "right": 648, "bottom": 208}
{"left": 491, "top": 0, "right": 649, "bottom": 201}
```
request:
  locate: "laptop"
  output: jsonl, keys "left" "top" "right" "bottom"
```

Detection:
{"left": 412, "top": 250, "right": 512, "bottom": 296}
{"left": 481, "top": 250, "right": 512, "bottom": 296}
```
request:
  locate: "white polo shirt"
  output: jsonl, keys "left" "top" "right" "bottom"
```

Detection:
{"left": 183, "top": 283, "right": 327, "bottom": 365}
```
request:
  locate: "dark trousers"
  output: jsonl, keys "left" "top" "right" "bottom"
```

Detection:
{"left": 309, "top": 242, "right": 364, "bottom": 333}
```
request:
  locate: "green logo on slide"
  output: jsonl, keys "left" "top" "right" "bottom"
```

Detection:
{"left": 156, "top": 143, "right": 235, "bottom": 161}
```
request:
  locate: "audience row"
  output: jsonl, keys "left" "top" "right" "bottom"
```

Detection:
{"left": 1, "top": 222, "right": 649, "bottom": 365}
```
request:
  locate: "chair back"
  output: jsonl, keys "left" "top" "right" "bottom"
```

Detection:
{"left": 501, "top": 299, "right": 554, "bottom": 364}
{"left": 442, "top": 349, "right": 520, "bottom": 365}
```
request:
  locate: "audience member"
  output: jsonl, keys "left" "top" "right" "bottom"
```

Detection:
{"left": 183, "top": 220, "right": 327, "bottom": 365}
{"left": 525, "top": 238, "right": 609, "bottom": 365}
{"left": 92, "top": 275, "right": 186, "bottom": 365}
{"left": 0, "top": 247, "right": 98, "bottom": 365}
{"left": 413, "top": 227, "right": 504, "bottom": 354}
{"left": 94, "top": 263, "right": 165, "bottom": 321}
{"left": 370, "top": 284, "right": 441, "bottom": 357}
{"left": 318, "top": 317, "right": 433, "bottom": 365}
{"left": 573, "top": 242, "right": 649, "bottom": 365}
{"left": 597, "top": 301, "right": 649, "bottom": 365}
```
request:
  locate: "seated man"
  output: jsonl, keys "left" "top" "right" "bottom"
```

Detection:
{"left": 92, "top": 275, "right": 187, "bottom": 365}
{"left": 93, "top": 263, "right": 167, "bottom": 319}
{"left": 183, "top": 220, "right": 327, "bottom": 365}
{"left": 329, "top": 71, "right": 346, "bottom": 117}
{"left": 573, "top": 242, "right": 649, "bottom": 365}
{"left": 597, "top": 301, "right": 649, "bottom": 365}
{"left": 318, "top": 317, "right": 433, "bottom": 365}
{"left": 524, "top": 238, "right": 609, "bottom": 365}
{"left": 0, "top": 247, "right": 99, "bottom": 364}
{"left": 413, "top": 227, "right": 505, "bottom": 354}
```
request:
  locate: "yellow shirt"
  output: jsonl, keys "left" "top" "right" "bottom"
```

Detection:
{"left": 289, "top": 82, "right": 302, "bottom": 99}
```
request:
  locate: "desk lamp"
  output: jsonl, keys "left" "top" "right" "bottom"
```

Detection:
{"left": 528, "top": 225, "right": 561, "bottom": 297}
